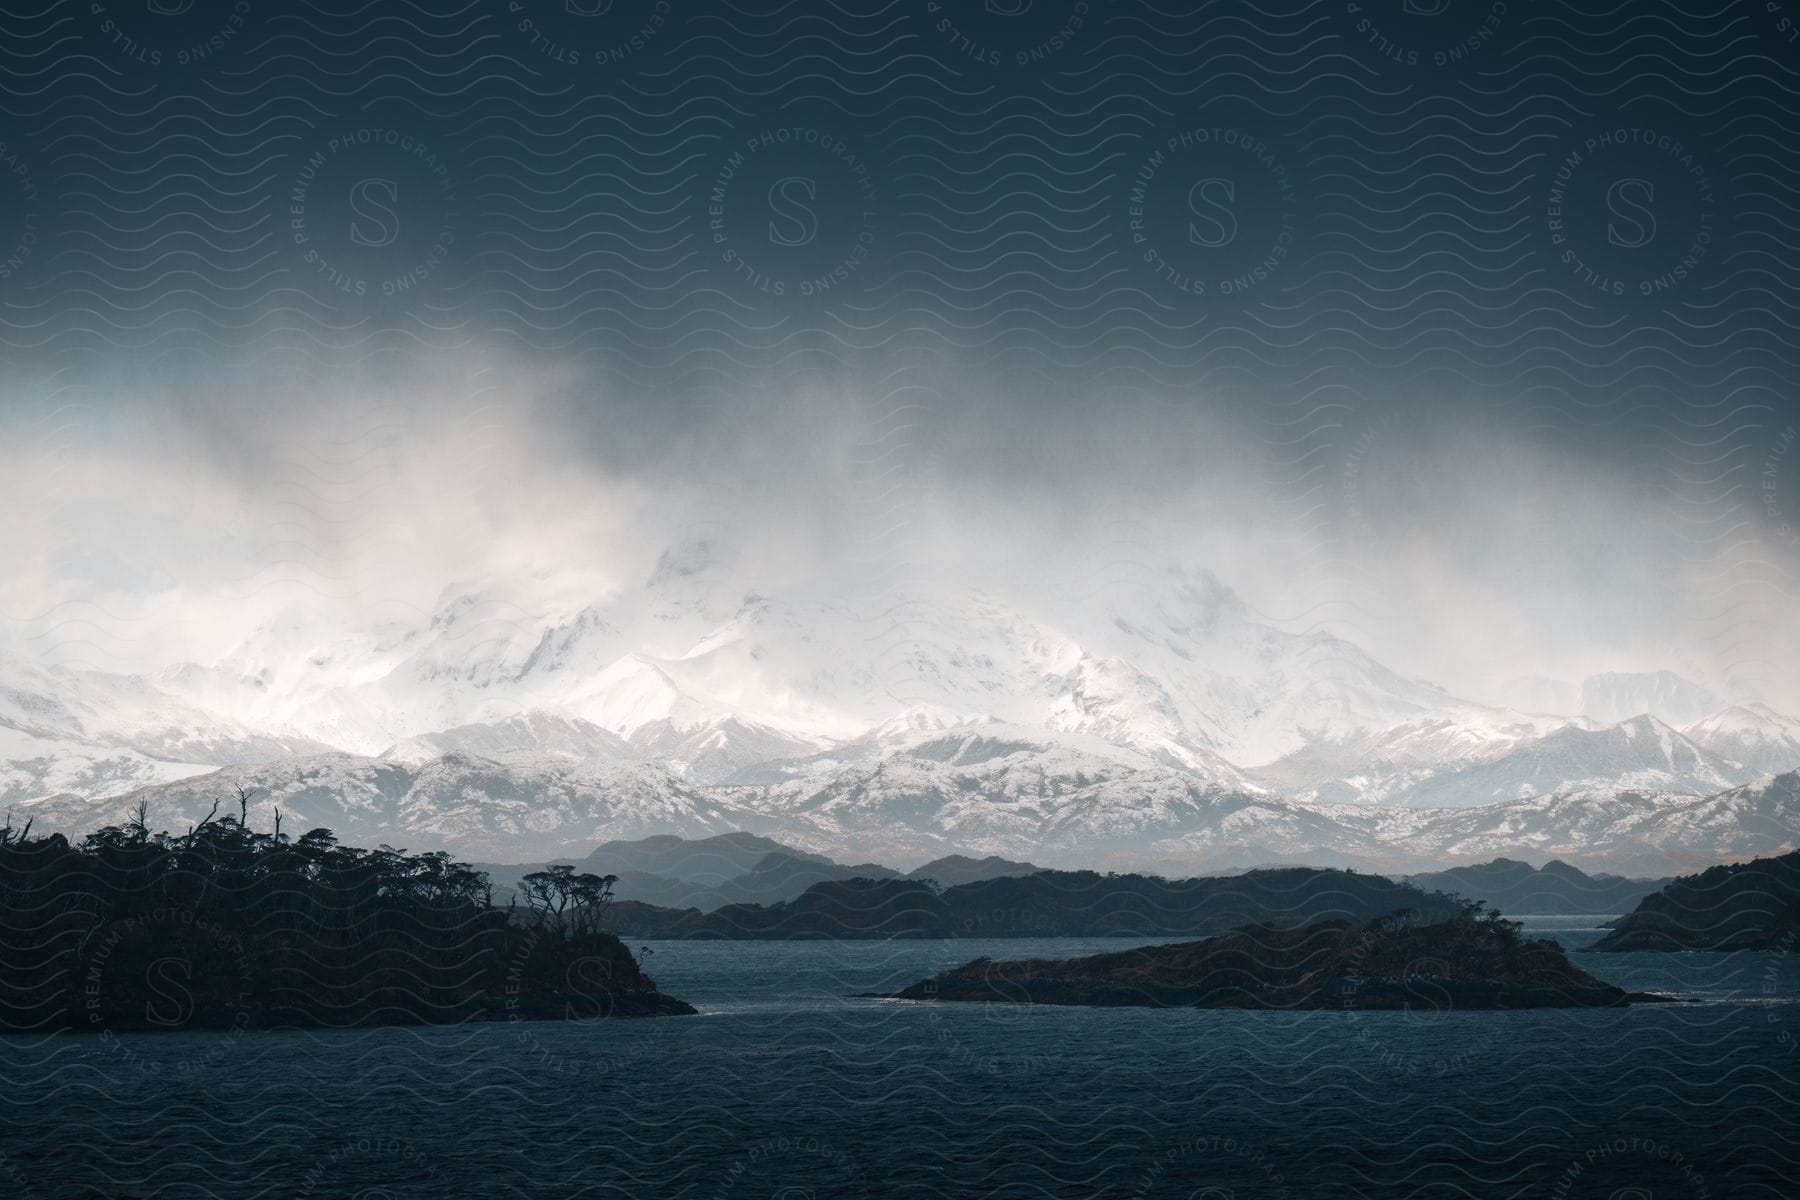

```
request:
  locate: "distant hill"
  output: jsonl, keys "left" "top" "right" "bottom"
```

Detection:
{"left": 477, "top": 834, "right": 900, "bottom": 910}
{"left": 905, "top": 854, "right": 1042, "bottom": 887}
{"left": 1406, "top": 858, "right": 1671, "bottom": 915}
{"left": 578, "top": 831, "right": 833, "bottom": 882}
{"left": 603, "top": 866, "right": 1463, "bottom": 940}
{"left": 610, "top": 850, "right": 899, "bottom": 910}
{"left": 1587, "top": 849, "right": 1800, "bottom": 951}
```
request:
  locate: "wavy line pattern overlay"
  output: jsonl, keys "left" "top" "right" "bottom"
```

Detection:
{"left": 0, "top": 0, "right": 1797, "bottom": 1197}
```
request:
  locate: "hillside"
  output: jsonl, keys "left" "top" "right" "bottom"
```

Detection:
{"left": 1406, "top": 858, "right": 1671, "bottom": 915}
{"left": 1587, "top": 849, "right": 1800, "bottom": 951}
{"left": 907, "top": 853, "right": 1043, "bottom": 887}
{"left": 474, "top": 832, "right": 900, "bottom": 910}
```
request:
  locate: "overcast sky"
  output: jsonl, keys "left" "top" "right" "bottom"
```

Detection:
{"left": 1, "top": 337, "right": 1794, "bottom": 716}
{"left": 1, "top": 1, "right": 1796, "bottom": 714}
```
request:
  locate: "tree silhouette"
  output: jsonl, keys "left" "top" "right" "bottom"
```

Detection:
{"left": 0, "top": 797, "right": 687, "bottom": 1032}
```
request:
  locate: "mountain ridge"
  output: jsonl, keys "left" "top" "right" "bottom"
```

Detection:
{"left": 5, "top": 571, "right": 1795, "bottom": 868}
{"left": 19, "top": 754, "right": 1798, "bottom": 876}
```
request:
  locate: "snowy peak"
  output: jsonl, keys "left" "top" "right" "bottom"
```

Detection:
{"left": 721, "top": 717, "right": 1178, "bottom": 790}
{"left": 1252, "top": 709, "right": 1576, "bottom": 806}
{"left": 1683, "top": 704, "right": 1800, "bottom": 777}
{"left": 9, "top": 554, "right": 1800, "bottom": 858}
{"left": 513, "top": 604, "right": 623, "bottom": 680}
{"left": 380, "top": 711, "right": 638, "bottom": 767}
{"left": 861, "top": 704, "right": 975, "bottom": 742}
{"left": 1380, "top": 713, "right": 1756, "bottom": 808}
{"left": 569, "top": 654, "right": 688, "bottom": 737}
{"left": 89, "top": 562, "right": 1521, "bottom": 787}
{"left": 1610, "top": 712, "right": 1693, "bottom": 754}
{"left": 0, "top": 652, "right": 336, "bottom": 768}
{"left": 639, "top": 715, "right": 830, "bottom": 786}
{"left": 1043, "top": 652, "right": 1255, "bottom": 784}
{"left": 1687, "top": 701, "right": 1799, "bottom": 737}
{"left": 753, "top": 732, "right": 1301, "bottom": 865}
{"left": 17, "top": 750, "right": 761, "bottom": 861}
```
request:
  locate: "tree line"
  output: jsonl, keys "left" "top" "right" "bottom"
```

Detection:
{"left": 0, "top": 794, "right": 689, "bottom": 1033}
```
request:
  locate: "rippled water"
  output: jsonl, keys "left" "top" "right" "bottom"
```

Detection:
{"left": 1, "top": 916, "right": 1794, "bottom": 1199}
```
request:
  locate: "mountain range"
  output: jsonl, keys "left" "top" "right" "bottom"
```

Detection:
{"left": 5, "top": 562, "right": 1797, "bottom": 873}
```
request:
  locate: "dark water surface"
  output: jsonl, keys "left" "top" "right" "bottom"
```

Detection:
{"left": 1, "top": 916, "right": 1795, "bottom": 1199}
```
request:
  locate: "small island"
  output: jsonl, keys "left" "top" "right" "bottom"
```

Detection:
{"left": 0, "top": 797, "right": 693, "bottom": 1034}
{"left": 889, "top": 904, "right": 1671, "bottom": 1010}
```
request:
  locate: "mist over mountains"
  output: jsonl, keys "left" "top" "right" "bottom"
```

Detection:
{"left": 6, "top": 560, "right": 1796, "bottom": 875}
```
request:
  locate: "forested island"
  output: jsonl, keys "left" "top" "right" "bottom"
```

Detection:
{"left": 0, "top": 798, "right": 693, "bottom": 1034}
{"left": 890, "top": 904, "right": 1673, "bottom": 1010}
{"left": 1587, "top": 848, "right": 1800, "bottom": 951}
{"left": 599, "top": 865, "right": 1463, "bottom": 939}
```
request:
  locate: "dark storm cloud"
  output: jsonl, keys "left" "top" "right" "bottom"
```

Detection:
{"left": 0, "top": 0, "right": 1795, "bottom": 708}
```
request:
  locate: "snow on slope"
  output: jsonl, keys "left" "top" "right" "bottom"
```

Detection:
{"left": 1325, "top": 714, "right": 1759, "bottom": 809}
{"left": 0, "top": 650, "right": 336, "bottom": 805}
{"left": 380, "top": 711, "right": 639, "bottom": 767}
{"left": 139, "top": 564, "right": 1527, "bottom": 788}
{"left": 18, "top": 751, "right": 765, "bottom": 861}
{"left": 7, "top": 551, "right": 1800, "bottom": 877}
{"left": 1252, "top": 712, "right": 1575, "bottom": 805}
{"left": 726, "top": 710, "right": 1260, "bottom": 793}
{"left": 0, "top": 650, "right": 336, "bottom": 764}
{"left": 1360, "top": 772, "right": 1800, "bottom": 876}
{"left": 31, "top": 748, "right": 1794, "bottom": 877}
{"left": 749, "top": 732, "right": 1350, "bottom": 864}
{"left": 1683, "top": 703, "right": 1800, "bottom": 777}
{"left": 0, "top": 726, "right": 213, "bottom": 808}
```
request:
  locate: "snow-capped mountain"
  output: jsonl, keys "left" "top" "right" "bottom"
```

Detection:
{"left": 627, "top": 713, "right": 830, "bottom": 786}
{"left": 0, "top": 726, "right": 211, "bottom": 810}
{"left": 724, "top": 708, "right": 1261, "bottom": 792}
{"left": 753, "top": 736, "right": 1364, "bottom": 867}
{"left": 22, "top": 750, "right": 1796, "bottom": 876}
{"left": 17, "top": 740, "right": 1339, "bottom": 867}
{"left": 1251, "top": 711, "right": 1575, "bottom": 805}
{"left": 380, "top": 711, "right": 639, "bottom": 767}
{"left": 1361, "top": 772, "right": 1800, "bottom": 876}
{"left": 20, "top": 752, "right": 763, "bottom": 861}
{"left": 136, "top": 563, "right": 1526, "bottom": 783}
{"left": 1682, "top": 703, "right": 1800, "bottom": 777}
{"left": 0, "top": 650, "right": 335, "bottom": 766}
{"left": 1320, "top": 714, "right": 1759, "bottom": 809}
{"left": 5, "top": 557, "right": 1798, "bottom": 872}
{"left": 0, "top": 650, "right": 336, "bottom": 807}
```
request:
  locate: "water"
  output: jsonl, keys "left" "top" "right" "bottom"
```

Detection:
{"left": 0, "top": 917, "right": 1795, "bottom": 1199}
